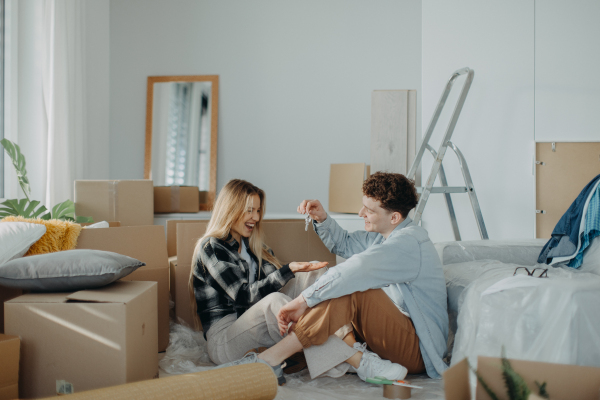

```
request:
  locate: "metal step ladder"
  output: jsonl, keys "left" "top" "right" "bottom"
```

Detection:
{"left": 407, "top": 67, "right": 488, "bottom": 240}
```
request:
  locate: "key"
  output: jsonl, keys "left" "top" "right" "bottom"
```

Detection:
{"left": 305, "top": 210, "right": 311, "bottom": 231}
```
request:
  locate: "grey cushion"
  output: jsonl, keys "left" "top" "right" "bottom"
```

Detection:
{"left": 0, "top": 249, "right": 145, "bottom": 292}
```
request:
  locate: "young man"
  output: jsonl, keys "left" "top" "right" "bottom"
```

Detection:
{"left": 219, "top": 172, "right": 449, "bottom": 382}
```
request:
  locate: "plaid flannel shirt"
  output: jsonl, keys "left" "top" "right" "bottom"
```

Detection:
{"left": 192, "top": 235, "right": 294, "bottom": 336}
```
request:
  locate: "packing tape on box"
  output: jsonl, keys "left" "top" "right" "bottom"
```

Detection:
{"left": 36, "top": 364, "right": 277, "bottom": 400}
{"left": 108, "top": 181, "right": 118, "bottom": 222}
{"left": 170, "top": 186, "right": 180, "bottom": 213}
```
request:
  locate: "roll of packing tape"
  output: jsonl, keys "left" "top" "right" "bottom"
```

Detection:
{"left": 383, "top": 384, "right": 412, "bottom": 399}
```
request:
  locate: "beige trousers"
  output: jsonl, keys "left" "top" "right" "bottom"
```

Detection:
{"left": 206, "top": 270, "right": 357, "bottom": 378}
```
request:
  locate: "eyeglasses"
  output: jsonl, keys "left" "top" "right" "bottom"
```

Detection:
{"left": 513, "top": 267, "right": 548, "bottom": 278}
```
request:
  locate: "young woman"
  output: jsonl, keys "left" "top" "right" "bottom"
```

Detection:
{"left": 189, "top": 179, "right": 328, "bottom": 371}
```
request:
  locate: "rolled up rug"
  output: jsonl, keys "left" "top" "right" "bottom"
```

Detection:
{"left": 37, "top": 363, "right": 277, "bottom": 400}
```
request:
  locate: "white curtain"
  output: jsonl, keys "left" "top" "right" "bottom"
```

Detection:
{"left": 41, "top": 0, "right": 86, "bottom": 208}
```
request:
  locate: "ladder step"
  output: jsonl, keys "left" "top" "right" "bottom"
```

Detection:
{"left": 416, "top": 187, "right": 468, "bottom": 194}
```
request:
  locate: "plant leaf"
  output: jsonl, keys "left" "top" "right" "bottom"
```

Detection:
{"left": 535, "top": 381, "right": 549, "bottom": 399}
{"left": 51, "top": 200, "right": 76, "bottom": 221}
{"left": 75, "top": 215, "right": 94, "bottom": 223}
{"left": 0, "top": 198, "right": 49, "bottom": 219}
{"left": 501, "top": 347, "right": 530, "bottom": 400}
{"left": 0, "top": 139, "right": 31, "bottom": 201}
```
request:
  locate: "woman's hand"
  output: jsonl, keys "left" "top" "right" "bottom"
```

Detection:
{"left": 297, "top": 199, "right": 327, "bottom": 223}
{"left": 278, "top": 295, "right": 309, "bottom": 336}
{"left": 289, "top": 261, "right": 329, "bottom": 273}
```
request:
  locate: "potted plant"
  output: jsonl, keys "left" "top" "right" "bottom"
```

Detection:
{"left": 0, "top": 139, "right": 93, "bottom": 222}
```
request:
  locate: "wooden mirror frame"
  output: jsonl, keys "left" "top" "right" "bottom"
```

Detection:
{"left": 144, "top": 75, "right": 219, "bottom": 208}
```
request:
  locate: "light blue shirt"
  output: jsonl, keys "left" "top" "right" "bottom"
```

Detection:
{"left": 301, "top": 215, "right": 449, "bottom": 378}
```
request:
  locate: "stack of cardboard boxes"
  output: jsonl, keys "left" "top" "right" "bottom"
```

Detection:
{"left": 0, "top": 180, "right": 171, "bottom": 399}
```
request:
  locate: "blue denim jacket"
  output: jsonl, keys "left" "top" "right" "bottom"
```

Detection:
{"left": 301, "top": 215, "right": 449, "bottom": 378}
{"left": 538, "top": 174, "right": 600, "bottom": 264}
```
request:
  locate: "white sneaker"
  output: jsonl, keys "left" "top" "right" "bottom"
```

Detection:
{"left": 352, "top": 342, "right": 407, "bottom": 381}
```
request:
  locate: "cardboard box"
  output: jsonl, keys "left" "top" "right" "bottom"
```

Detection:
{"left": 175, "top": 222, "right": 208, "bottom": 328}
{"left": 0, "top": 334, "right": 20, "bottom": 400}
{"left": 74, "top": 180, "right": 154, "bottom": 226}
{"left": 76, "top": 225, "right": 170, "bottom": 352}
{"left": 166, "top": 219, "right": 210, "bottom": 257}
{"left": 329, "top": 163, "right": 370, "bottom": 213}
{"left": 175, "top": 220, "right": 337, "bottom": 329}
{"left": 154, "top": 186, "right": 201, "bottom": 213}
{"left": 5, "top": 281, "right": 158, "bottom": 399}
{"left": 0, "top": 287, "right": 22, "bottom": 333}
{"left": 444, "top": 356, "right": 600, "bottom": 400}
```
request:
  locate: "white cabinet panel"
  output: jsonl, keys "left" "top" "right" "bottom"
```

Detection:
{"left": 535, "top": 0, "right": 600, "bottom": 142}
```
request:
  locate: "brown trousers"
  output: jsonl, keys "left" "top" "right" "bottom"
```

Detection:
{"left": 292, "top": 289, "right": 426, "bottom": 374}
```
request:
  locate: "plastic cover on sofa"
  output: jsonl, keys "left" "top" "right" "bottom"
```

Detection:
{"left": 435, "top": 239, "right": 547, "bottom": 266}
{"left": 448, "top": 259, "right": 600, "bottom": 370}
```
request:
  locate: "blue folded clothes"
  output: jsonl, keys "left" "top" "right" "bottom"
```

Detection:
{"left": 568, "top": 184, "right": 600, "bottom": 268}
{"left": 538, "top": 174, "right": 600, "bottom": 266}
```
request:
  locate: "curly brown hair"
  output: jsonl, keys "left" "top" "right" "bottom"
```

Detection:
{"left": 362, "top": 172, "right": 418, "bottom": 217}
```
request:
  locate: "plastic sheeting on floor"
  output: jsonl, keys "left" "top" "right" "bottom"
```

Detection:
{"left": 159, "top": 322, "right": 445, "bottom": 400}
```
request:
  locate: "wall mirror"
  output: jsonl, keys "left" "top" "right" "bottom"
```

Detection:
{"left": 144, "top": 75, "right": 219, "bottom": 208}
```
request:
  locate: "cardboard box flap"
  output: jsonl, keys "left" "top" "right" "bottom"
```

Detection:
{"left": 476, "top": 356, "right": 600, "bottom": 400}
{"left": 443, "top": 358, "right": 470, "bottom": 400}
{"left": 445, "top": 356, "right": 600, "bottom": 400}
{"left": 6, "top": 292, "right": 69, "bottom": 304}
{"left": 66, "top": 281, "right": 156, "bottom": 304}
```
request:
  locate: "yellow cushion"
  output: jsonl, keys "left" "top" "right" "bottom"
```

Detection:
{"left": 0, "top": 216, "right": 82, "bottom": 255}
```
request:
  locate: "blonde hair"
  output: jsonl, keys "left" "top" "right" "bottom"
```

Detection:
{"left": 188, "top": 179, "right": 282, "bottom": 330}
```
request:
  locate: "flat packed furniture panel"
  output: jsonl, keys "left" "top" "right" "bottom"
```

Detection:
{"left": 536, "top": 142, "right": 600, "bottom": 238}
{"left": 370, "top": 90, "right": 416, "bottom": 177}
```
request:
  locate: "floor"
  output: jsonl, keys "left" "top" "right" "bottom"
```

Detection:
{"left": 157, "top": 323, "right": 446, "bottom": 400}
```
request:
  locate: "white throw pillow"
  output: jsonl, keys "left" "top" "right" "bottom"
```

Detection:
{"left": 579, "top": 235, "right": 600, "bottom": 275}
{"left": 0, "top": 222, "right": 47, "bottom": 265}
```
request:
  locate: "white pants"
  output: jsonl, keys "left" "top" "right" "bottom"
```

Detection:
{"left": 206, "top": 271, "right": 356, "bottom": 378}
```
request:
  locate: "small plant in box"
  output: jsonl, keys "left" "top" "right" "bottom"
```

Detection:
{"left": 471, "top": 347, "right": 549, "bottom": 400}
{"left": 0, "top": 139, "right": 93, "bottom": 222}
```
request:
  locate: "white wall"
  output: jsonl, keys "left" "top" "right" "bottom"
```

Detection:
{"left": 422, "top": 1, "right": 535, "bottom": 242}
{"left": 83, "top": 1, "right": 110, "bottom": 180}
{"left": 535, "top": 0, "right": 600, "bottom": 142}
{"left": 109, "top": 0, "right": 422, "bottom": 213}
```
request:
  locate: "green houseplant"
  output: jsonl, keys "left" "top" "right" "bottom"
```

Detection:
{"left": 471, "top": 348, "right": 549, "bottom": 400}
{"left": 0, "top": 138, "right": 93, "bottom": 223}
